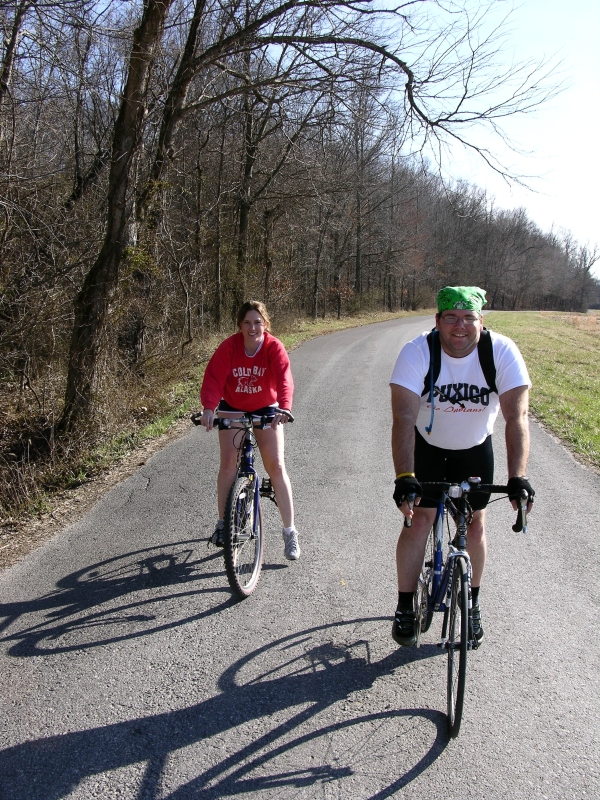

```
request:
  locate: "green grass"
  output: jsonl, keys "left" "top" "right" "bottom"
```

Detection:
{"left": 70, "top": 378, "right": 204, "bottom": 486}
{"left": 6, "top": 306, "right": 597, "bottom": 526}
{"left": 486, "top": 311, "right": 600, "bottom": 470}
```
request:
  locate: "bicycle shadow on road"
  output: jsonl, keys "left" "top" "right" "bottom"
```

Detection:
{"left": 0, "top": 539, "right": 238, "bottom": 657}
{"left": 0, "top": 618, "right": 449, "bottom": 800}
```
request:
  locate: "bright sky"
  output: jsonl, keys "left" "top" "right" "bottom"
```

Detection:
{"left": 441, "top": 0, "right": 600, "bottom": 274}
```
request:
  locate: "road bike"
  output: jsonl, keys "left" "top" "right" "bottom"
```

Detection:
{"left": 191, "top": 409, "right": 293, "bottom": 599}
{"left": 406, "top": 479, "right": 529, "bottom": 738}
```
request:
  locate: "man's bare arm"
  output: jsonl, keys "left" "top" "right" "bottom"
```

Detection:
{"left": 500, "top": 385, "right": 533, "bottom": 511}
{"left": 390, "top": 384, "right": 421, "bottom": 475}
{"left": 499, "top": 385, "right": 530, "bottom": 478}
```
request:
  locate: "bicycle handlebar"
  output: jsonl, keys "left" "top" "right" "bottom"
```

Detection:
{"left": 191, "top": 408, "right": 294, "bottom": 429}
{"left": 402, "top": 480, "right": 529, "bottom": 534}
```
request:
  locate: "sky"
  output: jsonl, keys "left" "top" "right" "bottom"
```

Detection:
{"left": 437, "top": 0, "right": 600, "bottom": 274}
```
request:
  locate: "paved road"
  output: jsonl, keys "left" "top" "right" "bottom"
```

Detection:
{"left": 1, "top": 316, "right": 599, "bottom": 800}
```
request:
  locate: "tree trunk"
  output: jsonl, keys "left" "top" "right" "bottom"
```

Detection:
{"left": 0, "top": 1, "right": 30, "bottom": 148}
{"left": 262, "top": 208, "right": 275, "bottom": 301}
{"left": 137, "top": 0, "right": 207, "bottom": 223}
{"left": 233, "top": 76, "right": 256, "bottom": 312}
{"left": 355, "top": 188, "right": 362, "bottom": 296}
{"left": 312, "top": 208, "right": 330, "bottom": 319}
{"left": 60, "top": 0, "right": 173, "bottom": 430}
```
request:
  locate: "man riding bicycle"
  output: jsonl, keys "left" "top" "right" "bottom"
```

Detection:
{"left": 390, "top": 286, "right": 535, "bottom": 647}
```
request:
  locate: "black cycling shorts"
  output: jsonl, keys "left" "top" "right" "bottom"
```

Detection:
{"left": 414, "top": 428, "right": 494, "bottom": 510}
{"left": 216, "top": 400, "right": 277, "bottom": 430}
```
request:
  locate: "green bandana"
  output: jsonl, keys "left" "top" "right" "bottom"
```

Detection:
{"left": 437, "top": 286, "right": 486, "bottom": 313}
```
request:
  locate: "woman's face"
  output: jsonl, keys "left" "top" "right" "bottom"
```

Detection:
{"left": 240, "top": 310, "right": 266, "bottom": 345}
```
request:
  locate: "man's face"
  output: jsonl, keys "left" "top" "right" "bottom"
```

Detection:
{"left": 435, "top": 310, "right": 483, "bottom": 358}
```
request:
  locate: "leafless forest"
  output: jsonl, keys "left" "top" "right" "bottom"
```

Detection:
{"left": 0, "top": 1, "right": 598, "bottom": 515}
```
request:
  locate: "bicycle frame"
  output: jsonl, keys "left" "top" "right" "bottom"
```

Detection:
{"left": 219, "top": 412, "right": 285, "bottom": 537}
{"left": 418, "top": 476, "right": 529, "bottom": 650}
{"left": 190, "top": 406, "right": 293, "bottom": 599}
{"left": 224, "top": 419, "right": 262, "bottom": 542}
{"left": 190, "top": 407, "right": 292, "bottom": 537}
{"left": 425, "top": 483, "right": 475, "bottom": 648}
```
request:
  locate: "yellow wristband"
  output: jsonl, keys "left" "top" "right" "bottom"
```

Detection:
{"left": 396, "top": 472, "right": 415, "bottom": 479}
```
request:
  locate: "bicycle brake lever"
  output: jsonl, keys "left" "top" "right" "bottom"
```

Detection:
{"left": 512, "top": 489, "right": 529, "bottom": 533}
{"left": 272, "top": 410, "right": 295, "bottom": 424}
{"left": 403, "top": 493, "right": 416, "bottom": 528}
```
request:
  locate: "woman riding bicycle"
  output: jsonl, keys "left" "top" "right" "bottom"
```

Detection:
{"left": 199, "top": 300, "right": 300, "bottom": 561}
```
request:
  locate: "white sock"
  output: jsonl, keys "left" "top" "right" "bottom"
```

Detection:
{"left": 283, "top": 526, "right": 296, "bottom": 535}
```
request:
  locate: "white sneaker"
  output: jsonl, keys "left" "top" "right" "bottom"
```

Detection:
{"left": 282, "top": 527, "right": 301, "bottom": 561}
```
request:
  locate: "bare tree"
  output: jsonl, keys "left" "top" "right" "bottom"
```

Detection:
{"left": 0, "top": 0, "right": 561, "bottom": 432}
{"left": 61, "top": 0, "right": 174, "bottom": 429}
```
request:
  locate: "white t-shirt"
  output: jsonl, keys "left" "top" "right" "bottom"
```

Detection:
{"left": 390, "top": 330, "right": 531, "bottom": 450}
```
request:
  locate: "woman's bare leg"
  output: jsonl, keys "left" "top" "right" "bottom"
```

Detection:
{"left": 217, "top": 428, "right": 240, "bottom": 518}
{"left": 254, "top": 425, "right": 294, "bottom": 528}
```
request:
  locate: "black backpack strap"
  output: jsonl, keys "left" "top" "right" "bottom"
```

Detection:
{"left": 478, "top": 329, "right": 497, "bottom": 394}
{"left": 422, "top": 329, "right": 441, "bottom": 397}
{"left": 422, "top": 327, "right": 497, "bottom": 395}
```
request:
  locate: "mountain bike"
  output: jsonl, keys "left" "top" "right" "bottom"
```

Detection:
{"left": 191, "top": 409, "right": 293, "bottom": 599}
{"left": 406, "top": 479, "right": 529, "bottom": 738}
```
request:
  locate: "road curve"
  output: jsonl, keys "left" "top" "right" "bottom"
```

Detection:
{"left": 1, "top": 316, "right": 599, "bottom": 799}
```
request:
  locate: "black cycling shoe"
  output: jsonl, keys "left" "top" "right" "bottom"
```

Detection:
{"left": 472, "top": 604, "right": 484, "bottom": 647}
{"left": 210, "top": 523, "right": 224, "bottom": 548}
{"left": 392, "top": 608, "right": 417, "bottom": 647}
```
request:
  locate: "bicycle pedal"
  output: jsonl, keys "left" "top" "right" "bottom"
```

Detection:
{"left": 259, "top": 478, "right": 278, "bottom": 504}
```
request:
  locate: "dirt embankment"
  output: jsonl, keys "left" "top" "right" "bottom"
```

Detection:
{"left": 0, "top": 418, "right": 191, "bottom": 573}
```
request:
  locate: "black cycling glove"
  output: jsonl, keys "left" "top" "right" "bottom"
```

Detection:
{"left": 393, "top": 475, "right": 423, "bottom": 509}
{"left": 507, "top": 476, "right": 535, "bottom": 502}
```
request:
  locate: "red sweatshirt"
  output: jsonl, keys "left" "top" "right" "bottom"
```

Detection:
{"left": 200, "top": 331, "right": 294, "bottom": 412}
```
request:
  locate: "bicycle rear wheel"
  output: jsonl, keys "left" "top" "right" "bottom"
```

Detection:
{"left": 414, "top": 529, "right": 434, "bottom": 645}
{"left": 447, "top": 556, "right": 469, "bottom": 737}
{"left": 223, "top": 476, "right": 263, "bottom": 599}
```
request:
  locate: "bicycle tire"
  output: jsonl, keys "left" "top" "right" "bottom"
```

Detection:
{"left": 414, "top": 529, "right": 434, "bottom": 645}
{"left": 446, "top": 555, "right": 469, "bottom": 737}
{"left": 223, "top": 476, "right": 263, "bottom": 599}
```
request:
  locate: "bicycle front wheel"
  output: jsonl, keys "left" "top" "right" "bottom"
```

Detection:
{"left": 223, "top": 476, "right": 264, "bottom": 599}
{"left": 447, "top": 556, "right": 469, "bottom": 738}
{"left": 414, "top": 528, "right": 434, "bottom": 645}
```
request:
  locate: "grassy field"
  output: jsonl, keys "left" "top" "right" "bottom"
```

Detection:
{"left": 118, "top": 307, "right": 600, "bottom": 474}
{"left": 4, "top": 307, "right": 598, "bottom": 528}
{"left": 485, "top": 311, "right": 600, "bottom": 471}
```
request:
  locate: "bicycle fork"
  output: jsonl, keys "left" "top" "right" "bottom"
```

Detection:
{"left": 437, "top": 553, "right": 475, "bottom": 650}
{"left": 432, "top": 503, "right": 472, "bottom": 648}
{"left": 236, "top": 432, "right": 260, "bottom": 540}
{"left": 240, "top": 428, "right": 278, "bottom": 510}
